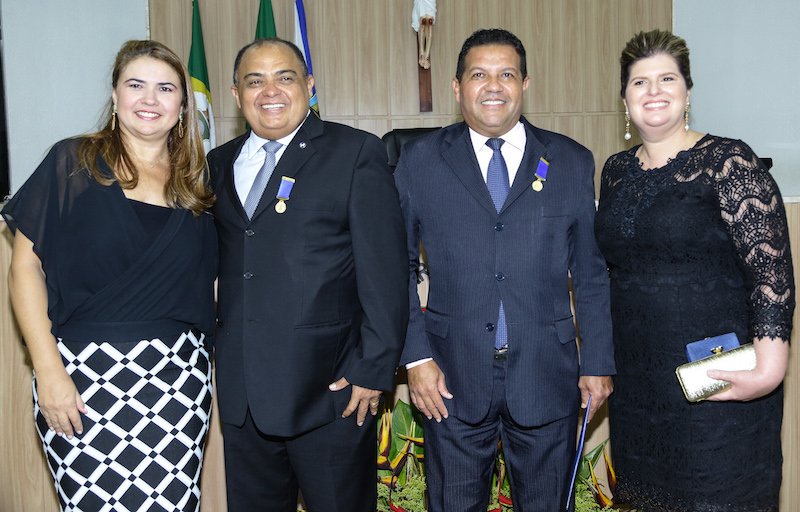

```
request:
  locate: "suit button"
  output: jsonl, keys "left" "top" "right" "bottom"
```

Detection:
{"left": 245, "top": 229, "right": 255, "bottom": 236}
{"left": 495, "top": 272, "right": 505, "bottom": 281}
{"left": 216, "top": 319, "right": 224, "bottom": 327}
{"left": 494, "top": 223, "right": 504, "bottom": 231}
{"left": 243, "top": 272, "right": 253, "bottom": 279}
{"left": 486, "top": 323, "right": 495, "bottom": 332}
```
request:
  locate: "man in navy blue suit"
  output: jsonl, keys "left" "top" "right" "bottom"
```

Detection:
{"left": 394, "top": 28, "right": 615, "bottom": 511}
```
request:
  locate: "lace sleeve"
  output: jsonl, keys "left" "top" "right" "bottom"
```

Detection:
{"left": 715, "top": 140, "right": 795, "bottom": 341}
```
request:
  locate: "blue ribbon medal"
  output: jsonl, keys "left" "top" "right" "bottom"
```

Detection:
{"left": 275, "top": 176, "right": 295, "bottom": 214}
{"left": 532, "top": 157, "right": 549, "bottom": 192}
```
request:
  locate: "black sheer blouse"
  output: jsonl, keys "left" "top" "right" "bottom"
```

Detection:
{"left": 1, "top": 138, "right": 217, "bottom": 343}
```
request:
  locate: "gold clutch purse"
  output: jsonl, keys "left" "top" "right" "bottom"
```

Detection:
{"left": 675, "top": 343, "right": 756, "bottom": 402}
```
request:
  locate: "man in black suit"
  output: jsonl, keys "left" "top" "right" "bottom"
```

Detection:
{"left": 208, "top": 38, "right": 408, "bottom": 512}
{"left": 394, "top": 29, "right": 615, "bottom": 511}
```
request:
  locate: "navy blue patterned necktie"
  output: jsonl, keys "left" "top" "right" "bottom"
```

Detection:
{"left": 486, "top": 138, "right": 510, "bottom": 212}
{"left": 243, "top": 140, "right": 283, "bottom": 219}
{"left": 485, "top": 137, "right": 509, "bottom": 350}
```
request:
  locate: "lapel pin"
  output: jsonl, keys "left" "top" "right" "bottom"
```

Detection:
{"left": 299, "top": 141, "right": 307, "bottom": 149}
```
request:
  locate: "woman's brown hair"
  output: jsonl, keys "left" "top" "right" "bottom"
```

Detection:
{"left": 620, "top": 29, "right": 693, "bottom": 98}
{"left": 77, "top": 40, "right": 214, "bottom": 215}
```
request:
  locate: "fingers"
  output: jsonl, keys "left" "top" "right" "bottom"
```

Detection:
{"left": 339, "top": 384, "right": 381, "bottom": 426}
{"left": 37, "top": 373, "right": 86, "bottom": 438}
{"left": 578, "top": 375, "right": 613, "bottom": 422}
{"left": 42, "top": 404, "right": 84, "bottom": 438}
{"left": 437, "top": 379, "right": 453, "bottom": 400}
{"left": 369, "top": 396, "right": 381, "bottom": 416}
{"left": 76, "top": 393, "right": 88, "bottom": 414}
{"left": 409, "top": 387, "right": 449, "bottom": 422}
{"left": 407, "top": 361, "right": 450, "bottom": 422}
{"left": 328, "top": 376, "right": 350, "bottom": 391}
{"left": 705, "top": 369, "right": 761, "bottom": 402}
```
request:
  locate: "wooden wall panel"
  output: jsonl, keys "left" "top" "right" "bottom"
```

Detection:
{"left": 0, "top": 225, "right": 57, "bottom": 511}
{"left": 583, "top": 0, "right": 619, "bottom": 113}
{"left": 521, "top": 0, "right": 553, "bottom": 115}
{"left": 146, "top": 0, "right": 671, "bottom": 188}
{"left": 356, "top": 0, "right": 390, "bottom": 117}
{"left": 781, "top": 204, "right": 800, "bottom": 509}
{"left": 315, "top": 0, "right": 356, "bottom": 117}
{"left": 388, "top": 0, "right": 421, "bottom": 117}
{"left": 551, "top": 0, "right": 583, "bottom": 113}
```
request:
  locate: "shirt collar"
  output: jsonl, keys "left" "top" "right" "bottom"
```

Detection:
{"left": 242, "top": 111, "right": 311, "bottom": 159}
{"left": 467, "top": 121, "right": 526, "bottom": 154}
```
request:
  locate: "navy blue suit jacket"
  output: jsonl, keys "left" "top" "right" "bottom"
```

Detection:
{"left": 395, "top": 117, "right": 615, "bottom": 426}
{"left": 209, "top": 114, "right": 408, "bottom": 437}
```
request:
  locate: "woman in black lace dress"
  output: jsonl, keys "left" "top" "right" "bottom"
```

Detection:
{"left": 595, "top": 30, "right": 793, "bottom": 511}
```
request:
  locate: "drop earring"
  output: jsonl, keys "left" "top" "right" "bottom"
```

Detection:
{"left": 684, "top": 100, "right": 690, "bottom": 132}
{"left": 111, "top": 104, "right": 117, "bottom": 131}
{"left": 177, "top": 112, "right": 185, "bottom": 138}
{"left": 624, "top": 110, "right": 632, "bottom": 141}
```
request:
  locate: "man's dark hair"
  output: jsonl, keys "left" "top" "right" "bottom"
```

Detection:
{"left": 455, "top": 28, "right": 527, "bottom": 81}
{"left": 232, "top": 37, "right": 309, "bottom": 84}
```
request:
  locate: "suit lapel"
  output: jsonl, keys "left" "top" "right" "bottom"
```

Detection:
{"left": 441, "top": 124, "right": 497, "bottom": 216}
{"left": 503, "top": 118, "right": 549, "bottom": 211}
{"left": 224, "top": 135, "right": 250, "bottom": 223}
{"left": 249, "top": 113, "right": 321, "bottom": 221}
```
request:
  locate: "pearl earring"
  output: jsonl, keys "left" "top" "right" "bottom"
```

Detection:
{"left": 624, "top": 110, "right": 632, "bottom": 141}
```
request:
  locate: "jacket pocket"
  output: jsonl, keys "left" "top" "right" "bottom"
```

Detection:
{"left": 540, "top": 205, "right": 570, "bottom": 218}
{"left": 554, "top": 316, "right": 577, "bottom": 344}
{"left": 424, "top": 312, "right": 449, "bottom": 340}
{"left": 292, "top": 199, "right": 335, "bottom": 212}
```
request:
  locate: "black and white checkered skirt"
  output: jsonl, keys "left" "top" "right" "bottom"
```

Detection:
{"left": 34, "top": 329, "right": 212, "bottom": 512}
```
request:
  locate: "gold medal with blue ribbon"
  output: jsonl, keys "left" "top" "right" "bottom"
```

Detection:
{"left": 275, "top": 176, "right": 295, "bottom": 213}
{"left": 532, "top": 157, "right": 549, "bottom": 192}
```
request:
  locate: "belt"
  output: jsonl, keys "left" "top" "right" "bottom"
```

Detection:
{"left": 494, "top": 346, "right": 508, "bottom": 361}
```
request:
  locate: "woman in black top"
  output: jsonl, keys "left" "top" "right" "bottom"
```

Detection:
{"left": 2, "top": 40, "right": 217, "bottom": 512}
{"left": 595, "top": 30, "right": 793, "bottom": 511}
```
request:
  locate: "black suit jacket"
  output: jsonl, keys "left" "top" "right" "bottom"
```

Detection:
{"left": 209, "top": 114, "right": 408, "bottom": 436}
{"left": 395, "top": 117, "right": 615, "bottom": 426}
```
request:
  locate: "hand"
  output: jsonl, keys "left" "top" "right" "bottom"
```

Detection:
{"left": 578, "top": 375, "right": 613, "bottom": 421}
{"left": 329, "top": 377, "right": 382, "bottom": 426}
{"left": 707, "top": 337, "right": 789, "bottom": 402}
{"left": 36, "top": 367, "right": 87, "bottom": 438}
{"left": 407, "top": 360, "right": 452, "bottom": 422}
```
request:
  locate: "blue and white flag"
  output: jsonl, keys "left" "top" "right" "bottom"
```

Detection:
{"left": 293, "top": 0, "right": 319, "bottom": 116}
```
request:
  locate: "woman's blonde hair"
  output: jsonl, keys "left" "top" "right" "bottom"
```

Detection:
{"left": 77, "top": 40, "right": 214, "bottom": 215}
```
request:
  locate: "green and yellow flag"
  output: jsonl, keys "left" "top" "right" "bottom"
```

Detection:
{"left": 255, "top": 0, "right": 277, "bottom": 39}
{"left": 188, "top": 0, "right": 215, "bottom": 153}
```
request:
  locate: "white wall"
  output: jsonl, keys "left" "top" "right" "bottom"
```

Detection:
{"left": 674, "top": 0, "right": 800, "bottom": 196}
{"left": 2, "top": 0, "right": 148, "bottom": 193}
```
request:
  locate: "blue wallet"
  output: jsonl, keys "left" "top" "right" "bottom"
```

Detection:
{"left": 685, "top": 332, "right": 740, "bottom": 362}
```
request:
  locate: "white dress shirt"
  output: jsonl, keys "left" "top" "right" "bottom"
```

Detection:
{"left": 233, "top": 117, "right": 307, "bottom": 205}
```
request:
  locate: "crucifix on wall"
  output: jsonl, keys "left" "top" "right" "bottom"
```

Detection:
{"left": 412, "top": 0, "right": 435, "bottom": 112}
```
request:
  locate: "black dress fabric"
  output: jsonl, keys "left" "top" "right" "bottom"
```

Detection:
{"left": 595, "top": 135, "right": 794, "bottom": 512}
{"left": 2, "top": 138, "right": 218, "bottom": 512}
{"left": 1, "top": 138, "right": 217, "bottom": 343}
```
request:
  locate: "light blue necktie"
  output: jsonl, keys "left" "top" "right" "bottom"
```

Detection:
{"left": 486, "top": 138, "right": 509, "bottom": 350}
{"left": 243, "top": 140, "right": 283, "bottom": 219}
